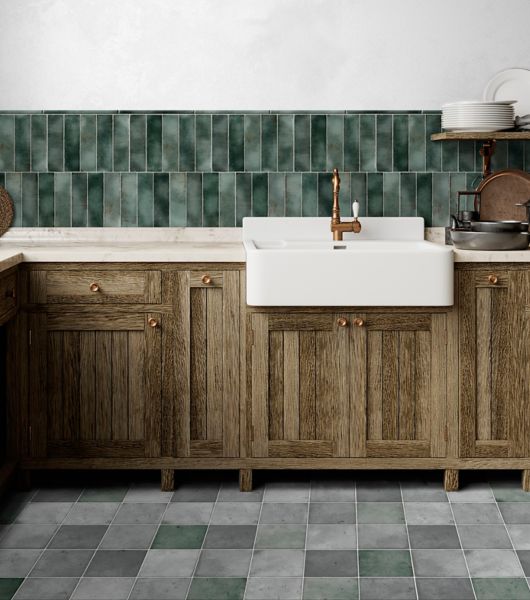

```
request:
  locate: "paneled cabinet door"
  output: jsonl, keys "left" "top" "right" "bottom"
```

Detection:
{"left": 349, "top": 313, "right": 447, "bottom": 458}
{"left": 28, "top": 311, "right": 163, "bottom": 459}
{"left": 250, "top": 313, "right": 350, "bottom": 458}
{"left": 459, "top": 270, "right": 527, "bottom": 458}
{"left": 174, "top": 270, "right": 241, "bottom": 458}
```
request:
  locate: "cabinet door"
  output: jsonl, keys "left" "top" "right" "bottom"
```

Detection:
{"left": 250, "top": 313, "right": 350, "bottom": 458}
{"left": 28, "top": 311, "right": 162, "bottom": 459}
{"left": 350, "top": 312, "right": 447, "bottom": 458}
{"left": 459, "top": 270, "right": 527, "bottom": 458}
{"left": 174, "top": 270, "right": 241, "bottom": 458}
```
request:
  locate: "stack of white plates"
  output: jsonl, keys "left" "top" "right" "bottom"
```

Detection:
{"left": 442, "top": 101, "right": 515, "bottom": 132}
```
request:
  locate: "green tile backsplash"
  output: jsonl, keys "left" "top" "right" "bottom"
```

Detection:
{"left": 0, "top": 110, "right": 528, "bottom": 228}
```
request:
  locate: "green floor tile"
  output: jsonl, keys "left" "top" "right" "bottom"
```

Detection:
{"left": 357, "top": 503, "right": 405, "bottom": 524}
{"left": 79, "top": 487, "right": 128, "bottom": 502}
{"left": 187, "top": 577, "right": 246, "bottom": 600}
{"left": 492, "top": 485, "right": 530, "bottom": 503}
{"left": 0, "top": 578, "right": 23, "bottom": 600}
{"left": 255, "top": 524, "right": 306, "bottom": 549}
{"left": 359, "top": 550, "right": 413, "bottom": 577}
{"left": 473, "top": 577, "right": 530, "bottom": 600}
{"left": 303, "top": 577, "right": 358, "bottom": 599}
{"left": 151, "top": 525, "right": 207, "bottom": 549}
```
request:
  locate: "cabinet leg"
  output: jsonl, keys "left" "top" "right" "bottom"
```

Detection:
{"left": 161, "top": 469, "right": 174, "bottom": 492}
{"left": 522, "top": 470, "right": 530, "bottom": 492}
{"left": 444, "top": 469, "right": 459, "bottom": 492}
{"left": 239, "top": 469, "right": 253, "bottom": 492}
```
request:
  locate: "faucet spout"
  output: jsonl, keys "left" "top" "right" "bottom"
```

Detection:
{"left": 330, "top": 168, "right": 361, "bottom": 240}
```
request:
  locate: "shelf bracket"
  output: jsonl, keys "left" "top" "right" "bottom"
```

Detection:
{"left": 479, "top": 139, "right": 496, "bottom": 178}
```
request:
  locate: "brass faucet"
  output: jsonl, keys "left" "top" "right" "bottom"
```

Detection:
{"left": 330, "top": 168, "right": 361, "bottom": 240}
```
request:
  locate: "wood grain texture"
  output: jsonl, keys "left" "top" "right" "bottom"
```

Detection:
{"left": 366, "top": 331, "right": 383, "bottom": 441}
{"left": 239, "top": 468, "right": 253, "bottom": 492}
{"left": 190, "top": 287, "right": 207, "bottom": 440}
{"left": 430, "top": 314, "right": 447, "bottom": 458}
{"left": 299, "top": 331, "right": 316, "bottom": 441}
{"left": 175, "top": 271, "right": 191, "bottom": 457}
{"left": 444, "top": 469, "right": 459, "bottom": 491}
{"left": 382, "top": 332, "right": 399, "bottom": 440}
{"left": 398, "top": 331, "right": 415, "bottom": 440}
{"left": 206, "top": 287, "right": 223, "bottom": 442}
{"left": 251, "top": 314, "right": 269, "bottom": 457}
{"left": 268, "top": 331, "right": 284, "bottom": 441}
{"left": 223, "top": 270, "right": 240, "bottom": 457}
{"left": 283, "top": 331, "right": 300, "bottom": 440}
{"left": 350, "top": 313, "right": 367, "bottom": 457}
{"left": 161, "top": 469, "right": 175, "bottom": 491}
{"left": 522, "top": 470, "right": 530, "bottom": 493}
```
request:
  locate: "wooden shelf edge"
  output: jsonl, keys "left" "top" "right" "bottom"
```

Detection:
{"left": 431, "top": 131, "right": 530, "bottom": 141}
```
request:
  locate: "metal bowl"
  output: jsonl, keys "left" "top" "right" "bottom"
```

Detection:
{"left": 451, "top": 230, "right": 530, "bottom": 251}
{"left": 470, "top": 220, "right": 529, "bottom": 233}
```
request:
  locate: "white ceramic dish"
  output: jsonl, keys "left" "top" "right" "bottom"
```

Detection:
{"left": 443, "top": 100, "right": 516, "bottom": 107}
{"left": 484, "top": 69, "right": 530, "bottom": 116}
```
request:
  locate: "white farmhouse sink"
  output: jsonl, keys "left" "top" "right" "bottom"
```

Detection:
{"left": 243, "top": 217, "right": 454, "bottom": 306}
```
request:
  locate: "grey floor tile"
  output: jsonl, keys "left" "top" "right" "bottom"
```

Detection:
{"left": 71, "top": 577, "right": 134, "bottom": 599}
{"left": 304, "top": 550, "right": 358, "bottom": 577}
{"left": 401, "top": 481, "right": 448, "bottom": 503}
{"left": 408, "top": 525, "right": 460, "bottom": 549}
{"left": 458, "top": 524, "right": 512, "bottom": 549}
{"left": 31, "top": 488, "right": 83, "bottom": 503}
{"left": 310, "top": 480, "right": 355, "bottom": 502}
{"left": 204, "top": 524, "right": 256, "bottom": 549}
{"left": 360, "top": 576, "right": 416, "bottom": 599}
{"left": 124, "top": 483, "right": 173, "bottom": 503}
{"left": 412, "top": 549, "right": 468, "bottom": 577}
{"left": 139, "top": 549, "right": 199, "bottom": 577}
{"left": 13, "top": 577, "right": 78, "bottom": 600}
{"left": 0, "top": 524, "right": 57, "bottom": 548}
{"left": 30, "top": 549, "right": 93, "bottom": 577}
{"left": 162, "top": 502, "right": 213, "bottom": 525}
{"left": 358, "top": 524, "right": 408, "bottom": 549}
{"left": 404, "top": 502, "right": 454, "bottom": 525}
{"left": 171, "top": 482, "right": 219, "bottom": 502}
{"left": 211, "top": 502, "right": 261, "bottom": 525}
{"left": 85, "top": 550, "right": 146, "bottom": 577}
{"left": 250, "top": 549, "right": 305, "bottom": 577}
{"left": 259, "top": 503, "right": 307, "bottom": 524}
{"left": 218, "top": 481, "right": 264, "bottom": 503}
{"left": 500, "top": 503, "right": 530, "bottom": 524}
{"left": 129, "top": 577, "right": 190, "bottom": 599}
{"left": 491, "top": 482, "right": 530, "bottom": 503}
{"left": 416, "top": 577, "right": 475, "bottom": 600}
{"left": 48, "top": 525, "right": 107, "bottom": 549}
{"left": 452, "top": 503, "right": 502, "bottom": 525}
{"left": 518, "top": 550, "right": 530, "bottom": 576}
{"left": 356, "top": 481, "right": 402, "bottom": 502}
{"left": 195, "top": 549, "right": 252, "bottom": 577}
{"left": 509, "top": 525, "right": 530, "bottom": 549}
{"left": 15, "top": 502, "right": 72, "bottom": 524}
{"left": 100, "top": 524, "right": 157, "bottom": 549}
{"left": 0, "top": 549, "right": 41, "bottom": 577}
{"left": 64, "top": 502, "right": 119, "bottom": 525}
{"left": 309, "top": 503, "right": 356, "bottom": 524}
{"left": 447, "top": 483, "right": 494, "bottom": 503}
{"left": 264, "top": 482, "right": 310, "bottom": 502}
{"left": 466, "top": 549, "right": 524, "bottom": 577}
{"left": 357, "top": 502, "right": 405, "bottom": 524}
{"left": 246, "top": 577, "right": 303, "bottom": 599}
{"left": 79, "top": 486, "right": 128, "bottom": 503}
{"left": 303, "top": 577, "right": 358, "bottom": 599}
{"left": 306, "top": 524, "right": 357, "bottom": 550}
{"left": 187, "top": 577, "right": 246, "bottom": 600}
{"left": 472, "top": 577, "right": 530, "bottom": 600}
{"left": 255, "top": 524, "right": 306, "bottom": 549}
{"left": 114, "top": 503, "right": 166, "bottom": 524}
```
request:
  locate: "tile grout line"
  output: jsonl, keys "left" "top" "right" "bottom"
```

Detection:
{"left": 400, "top": 481, "right": 419, "bottom": 600}
{"left": 354, "top": 479, "right": 360, "bottom": 600}
{"left": 301, "top": 478, "right": 311, "bottom": 600}
{"left": 243, "top": 481, "right": 265, "bottom": 600}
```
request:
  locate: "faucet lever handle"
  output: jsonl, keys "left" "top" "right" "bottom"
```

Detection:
{"left": 352, "top": 201, "right": 360, "bottom": 220}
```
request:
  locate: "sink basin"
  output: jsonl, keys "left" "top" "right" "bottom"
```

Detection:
{"left": 243, "top": 217, "right": 454, "bottom": 306}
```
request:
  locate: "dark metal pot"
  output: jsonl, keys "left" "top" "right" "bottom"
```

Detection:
{"left": 470, "top": 220, "right": 529, "bottom": 233}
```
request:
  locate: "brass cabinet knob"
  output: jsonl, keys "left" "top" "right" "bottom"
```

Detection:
{"left": 148, "top": 318, "right": 159, "bottom": 328}
{"left": 201, "top": 275, "right": 212, "bottom": 285}
{"left": 337, "top": 317, "right": 349, "bottom": 328}
{"left": 90, "top": 282, "right": 100, "bottom": 292}
{"left": 488, "top": 275, "right": 498, "bottom": 285}
{"left": 353, "top": 318, "right": 365, "bottom": 327}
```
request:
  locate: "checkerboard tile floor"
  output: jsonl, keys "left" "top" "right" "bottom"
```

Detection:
{"left": 1, "top": 472, "right": 530, "bottom": 599}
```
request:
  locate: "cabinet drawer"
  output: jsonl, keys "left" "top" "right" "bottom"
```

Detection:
{"left": 0, "top": 272, "right": 17, "bottom": 316}
{"left": 32, "top": 270, "right": 161, "bottom": 304}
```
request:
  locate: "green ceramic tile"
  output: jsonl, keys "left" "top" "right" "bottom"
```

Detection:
{"left": 383, "top": 172, "right": 399, "bottom": 216}
{"left": 88, "top": 173, "right": 104, "bottom": 227}
{"left": 80, "top": 114, "right": 97, "bottom": 171}
{"left": 154, "top": 173, "right": 169, "bottom": 227}
{"left": 6, "top": 173, "right": 21, "bottom": 226}
{"left": 97, "top": 114, "right": 113, "bottom": 172}
{"left": 252, "top": 173, "right": 268, "bottom": 217}
{"left": 187, "top": 173, "right": 202, "bottom": 226}
{"left": 278, "top": 115, "right": 294, "bottom": 172}
{"left": 339, "top": 171, "right": 351, "bottom": 216}
{"left": 64, "top": 115, "right": 80, "bottom": 172}
{"left": 72, "top": 172, "right": 88, "bottom": 227}
{"left": 54, "top": 173, "right": 71, "bottom": 226}
{"left": 472, "top": 578, "right": 530, "bottom": 600}
{"left": 169, "top": 172, "right": 186, "bottom": 227}
{"left": 202, "top": 172, "right": 219, "bottom": 226}
{"left": 48, "top": 114, "right": 64, "bottom": 171}
{"left": 400, "top": 173, "right": 416, "bottom": 217}
{"left": 38, "top": 173, "right": 55, "bottom": 227}
{"left": 359, "top": 550, "right": 413, "bottom": 577}
{"left": 0, "top": 577, "right": 23, "bottom": 600}
{"left": 262, "top": 114, "right": 278, "bottom": 172}
{"left": 0, "top": 174, "right": 4, "bottom": 188}
{"left": 326, "top": 114, "right": 344, "bottom": 171}
{"left": 426, "top": 114, "right": 442, "bottom": 171}
{"left": 195, "top": 114, "right": 212, "bottom": 172}
{"left": 442, "top": 141, "right": 458, "bottom": 172}
{"left": 492, "top": 140, "right": 508, "bottom": 170}
{"left": 449, "top": 173, "right": 467, "bottom": 217}
{"left": 15, "top": 115, "right": 30, "bottom": 171}
{"left": 255, "top": 524, "right": 306, "bottom": 548}
{"left": 367, "top": 173, "right": 383, "bottom": 216}
{"left": 303, "top": 577, "right": 358, "bottom": 600}
{"left": 432, "top": 172, "right": 451, "bottom": 227}
{"left": 212, "top": 114, "right": 228, "bottom": 172}
{"left": 138, "top": 173, "right": 154, "bottom": 227}
{"left": 344, "top": 114, "right": 360, "bottom": 172}
{"left": 120, "top": 173, "right": 137, "bottom": 227}
{"left": 187, "top": 577, "right": 246, "bottom": 600}
{"left": 244, "top": 115, "right": 261, "bottom": 172}
{"left": 376, "top": 114, "right": 392, "bottom": 172}
{"left": 318, "top": 172, "right": 331, "bottom": 216}
{"left": 459, "top": 141, "right": 475, "bottom": 172}
{"left": 31, "top": 115, "right": 47, "bottom": 172}
{"left": 219, "top": 172, "right": 235, "bottom": 227}
{"left": 268, "top": 172, "right": 285, "bottom": 216}
{"left": 286, "top": 173, "right": 302, "bottom": 217}
{"left": 236, "top": 172, "right": 252, "bottom": 226}
{"left": 466, "top": 172, "right": 482, "bottom": 190}
{"left": 295, "top": 114, "right": 311, "bottom": 172}
{"left": 408, "top": 114, "right": 426, "bottom": 171}
{"left": 311, "top": 115, "right": 326, "bottom": 172}
{"left": 113, "top": 114, "right": 129, "bottom": 172}
{"left": 21, "top": 173, "right": 38, "bottom": 227}
{"left": 0, "top": 116, "right": 14, "bottom": 171}
{"left": 162, "top": 115, "right": 179, "bottom": 172}
{"left": 229, "top": 115, "right": 244, "bottom": 172}
{"left": 130, "top": 114, "right": 146, "bottom": 172}
{"left": 357, "top": 502, "right": 404, "bottom": 524}
{"left": 509, "top": 141, "right": 525, "bottom": 170}
{"left": 360, "top": 115, "right": 376, "bottom": 172}
{"left": 104, "top": 173, "right": 121, "bottom": 227}
{"left": 302, "top": 172, "right": 318, "bottom": 216}
{"left": 393, "top": 115, "right": 409, "bottom": 172}
{"left": 152, "top": 525, "right": 207, "bottom": 549}
{"left": 351, "top": 172, "right": 367, "bottom": 216}
{"left": 146, "top": 115, "right": 162, "bottom": 172}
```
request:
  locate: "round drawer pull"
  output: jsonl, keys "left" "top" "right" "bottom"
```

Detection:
{"left": 353, "top": 318, "right": 365, "bottom": 327}
{"left": 90, "top": 282, "right": 100, "bottom": 292}
{"left": 148, "top": 318, "right": 159, "bottom": 328}
{"left": 337, "top": 317, "right": 349, "bottom": 328}
{"left": 201, "top": 275, "right": 212, "bottom": 285}
{"left": 488, "top": 275, "right": 498, "bottom": 285}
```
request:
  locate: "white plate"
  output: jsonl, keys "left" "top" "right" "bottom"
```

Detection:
{"left": 443, "top": 107, "right": 514, "bottom": 112}
{"left": 484, "top": 68, "right": 530, "bottom": 117}
{"left": 443, "top": 100, "right": 516, "bottom": 107}
{"left": 443, "top": 126, "right": 513, "bottom": 132}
